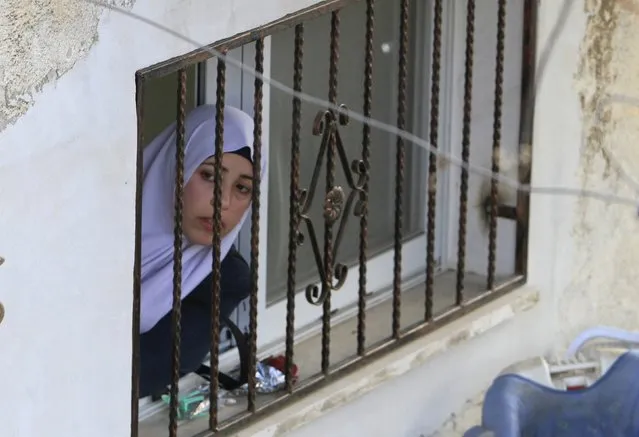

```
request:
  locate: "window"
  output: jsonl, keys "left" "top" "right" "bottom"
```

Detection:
{"left": 134, "top": 0, "right": 535, "bottom": 434}
{"left": 141, "top": 0, "right": 443, "bottom": 351}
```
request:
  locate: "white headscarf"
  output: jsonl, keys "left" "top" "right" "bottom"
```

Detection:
{"left": 139, "top": 104, "right": 261, "bottom": 333}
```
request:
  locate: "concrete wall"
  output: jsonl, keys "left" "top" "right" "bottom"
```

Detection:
{"left": 560, "top": 0, "right": 639, "bottom": 345}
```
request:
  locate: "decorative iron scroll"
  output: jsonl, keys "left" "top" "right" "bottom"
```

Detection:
{"left": 295, "top": 105, "right": 368, "bottom": 306}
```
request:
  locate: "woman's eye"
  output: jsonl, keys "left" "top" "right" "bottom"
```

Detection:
{"left": 200, "top": 171, "right": 214, "bottom": 182}
{"left": 237, "top": 184, "right": 252, "bottom": 195}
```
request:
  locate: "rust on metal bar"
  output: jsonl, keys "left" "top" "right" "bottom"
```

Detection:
{"left": 208, "top": 56, "right": 227, "bottom": 432}
{"left": 487, "top": 0, "right": 508, "bottom": 291}
{"left": 392, "top": 0, "right": 409, "bottom": 340}
{"left": 247, "top": 38, "right": 265, "bottom": 413}
{"left": 285, "top": 23, "right": 304, "bottom": 392}
{"left": 357, "top": 0, "right": 375, "bottom": 356}
{"left": 321, "top": 9, "right": 340, "bottom": 376}
{"left": 455, "top": 0, "right": 476, "bottom": 306}
{"left": 130, "top": 72, "right": 145, "bottom": 437}
{"left": 299, "top": 106, "right": 362, "bottom": 307}
{"left": 426, "top": 0, "right": 443, "bottom": 321}
{"left": 168, "top": 68, "right": 188, "bottom": 437}
{"left": 481, "top": 196, "right": 518, "bottom": 222}
{"left": 515, "top": 0, "right": 539, "bottom": 276}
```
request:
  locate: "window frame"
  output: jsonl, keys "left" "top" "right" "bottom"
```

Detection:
{"left": 135, "top": 0, "right": 528, "bottom": 420}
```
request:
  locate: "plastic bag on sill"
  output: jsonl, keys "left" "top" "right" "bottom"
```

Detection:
{"left": 230, "top": 355, "right": 300, "bottom": 396}
{"left": 163, "top": 355, "right": 299, "bottom": 421}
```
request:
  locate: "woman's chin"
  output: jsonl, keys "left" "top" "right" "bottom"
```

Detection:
{"left": 184, "top": 228, "right": 231, "bottom": 247}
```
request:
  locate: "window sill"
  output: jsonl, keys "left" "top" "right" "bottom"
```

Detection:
{"left": 241, "top": 286, "right": 539, "bottom": 437}
{"left": 236, "top": 284, "right": 538, "bottom": 437}
{"left": 138, "top": 277, "right": 538, "bottom": 437}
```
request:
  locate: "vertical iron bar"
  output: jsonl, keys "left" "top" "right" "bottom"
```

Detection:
{"left": 392, "top": 0, "right": 409, "bottom": 339}
{"left": 286, "top": 24, "right": 304, "bottom": 391}
{"left": 455, "top": 0, "right": 476, "bottom": 305}
{"left": 130, "top": 73, "right": 145, "bottom": 437}
{"left": 168, "top": 68, "right": 188, "bottom": 437}
{"left": 487, "top": 0, "right": 507, "bottom": 290}
{"left": 209, "top": 57, "right": 226, "bottom": 432}
{"left": 358, "top": 0, "right": 374, "bottom": 355}
{"left": 247, "top": 38, "right": 264, "bottom": 413}
{"left": 515, "top": 0, "right": 538, "bottom": 276}
{"left": 322, "top": 10, "right": 340, "bottom": 375}
{"left": 426, "top": 0, "right": 443, "bottom": 321}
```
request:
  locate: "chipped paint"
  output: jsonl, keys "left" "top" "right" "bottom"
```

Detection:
{"left": 0, "top": 0, "right": 135, "bottom": 132}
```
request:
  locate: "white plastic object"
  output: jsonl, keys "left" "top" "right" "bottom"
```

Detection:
{"left": 500, "top": 352, "right": 624, "bottom": 390}
{"left": 498, "top": 326, "right": 639, "bottom": 391}
{"left": 501, "top": 326, "right": 639, "bottom": 390}
{"left": 565, "top": 326, "right": 639, "bottom": 358}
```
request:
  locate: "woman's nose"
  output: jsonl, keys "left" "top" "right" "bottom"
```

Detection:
{"left": 221, "top": 191, "right": 231, "bottom": 209}
{"left": 210, "top": 188, "right": 231, "bottom": 209}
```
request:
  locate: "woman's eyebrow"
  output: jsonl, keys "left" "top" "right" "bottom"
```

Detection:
{"left": 201, "top": 162, "right": 254, "bottom": 181}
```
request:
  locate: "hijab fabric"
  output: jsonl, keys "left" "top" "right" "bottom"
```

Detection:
{"left": 140, "top": 104, "right": 260, "bottom": 334}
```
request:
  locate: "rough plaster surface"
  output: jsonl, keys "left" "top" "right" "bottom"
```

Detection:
{"left": 0, "top": 0, "right": 134, "bottom": 131}
{"left": 428, "top": 393, "right": 485, "bottom": 437}
{"left": 560, "top": 0, "right": 639, "bottom": 348}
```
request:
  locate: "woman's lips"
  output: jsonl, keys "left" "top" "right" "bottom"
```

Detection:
{"left": 199, "top": 218, "right": 225, "bottom": 233}
{"left": 199, "top": 218, "right": 213, "bottom": 232}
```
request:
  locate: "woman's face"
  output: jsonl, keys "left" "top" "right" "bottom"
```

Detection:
{"left": 182, "top": 152, "right": 254, "bottom": 245}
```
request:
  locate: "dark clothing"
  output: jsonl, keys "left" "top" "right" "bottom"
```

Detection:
{"left": 138, "top": 246, "right": 250, "bottom": 398}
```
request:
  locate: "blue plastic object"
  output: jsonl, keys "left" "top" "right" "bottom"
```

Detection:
{"left": 463, "top": 351, "right": 639, "bottom": 437}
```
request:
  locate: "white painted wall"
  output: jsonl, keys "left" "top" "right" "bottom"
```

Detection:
{"left": 0, "top": 1, "right": 323, "bottom": 436}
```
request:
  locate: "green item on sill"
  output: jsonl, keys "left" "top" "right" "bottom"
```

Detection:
{"left": 161, "top": 384, "right": 211, "bottom": 421}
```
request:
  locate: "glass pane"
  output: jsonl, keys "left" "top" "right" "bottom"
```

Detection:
{"left": 266, "top": 0, "right": 425, "bottom": 304}
{"left": 141, "top": 66, "right": 197, "bottom": 146}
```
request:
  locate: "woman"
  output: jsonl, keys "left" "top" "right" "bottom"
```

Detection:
{"left": 137, "top": 104, "right": 263, "bottom": 398}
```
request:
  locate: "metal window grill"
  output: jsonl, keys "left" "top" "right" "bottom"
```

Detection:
{"left": 131, "top": 0, "right": 538, "bottom": 435}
